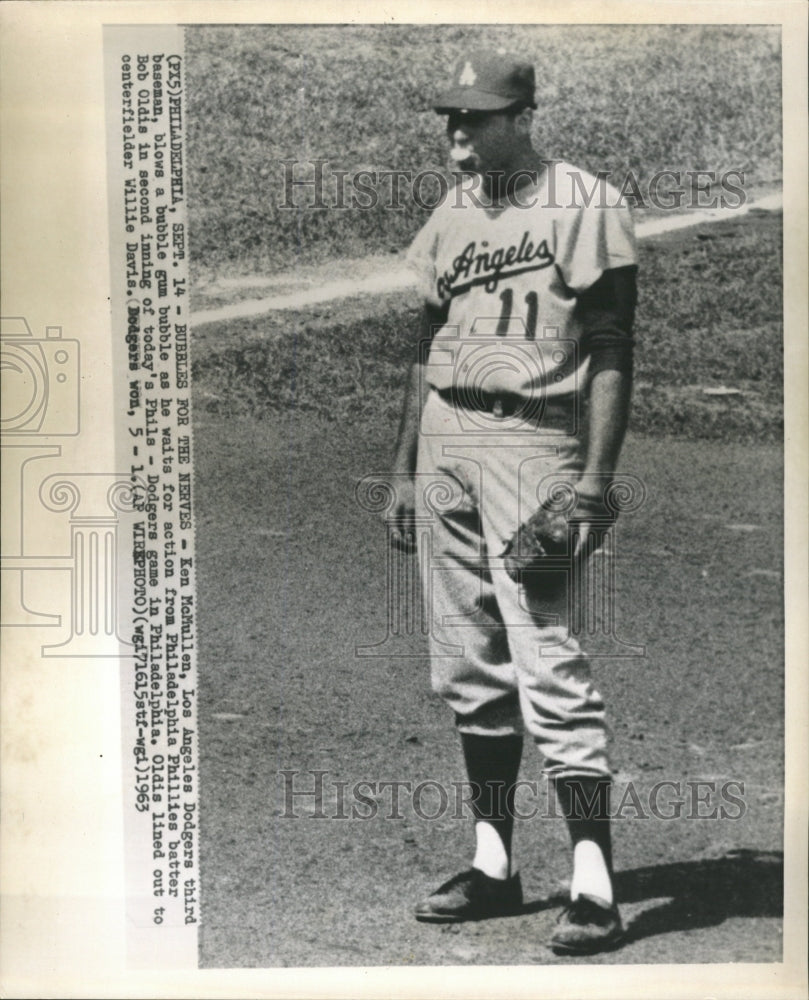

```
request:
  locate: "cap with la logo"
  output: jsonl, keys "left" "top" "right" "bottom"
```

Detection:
{"left": 433, "top": 49, "right": 537, "bottom": 113}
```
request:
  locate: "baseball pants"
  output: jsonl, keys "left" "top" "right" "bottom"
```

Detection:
{"left": 415, "top": 388, "right": 611, "bottom": 779}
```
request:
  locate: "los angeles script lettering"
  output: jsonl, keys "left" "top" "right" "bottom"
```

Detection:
{"left": 436, "top": 232, "right": 555, "bottom": 297}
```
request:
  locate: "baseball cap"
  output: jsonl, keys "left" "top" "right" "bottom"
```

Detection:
{"left": 433, "top": 49, "right": 537, "bottom": 113}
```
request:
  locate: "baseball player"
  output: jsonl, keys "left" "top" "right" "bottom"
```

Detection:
{"left": 390, "top": 49, "right": 637, "bottom": 954}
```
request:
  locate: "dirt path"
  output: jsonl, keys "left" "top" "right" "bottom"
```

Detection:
{"left": 190, "top": 190, "right": 782, "bottom": 327}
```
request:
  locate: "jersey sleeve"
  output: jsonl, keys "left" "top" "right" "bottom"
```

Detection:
{"left": 405, "top": 211, "right": 444, "bottom": 308}
{"left": 553, "top": 198, "right": 637, "bottom": 294}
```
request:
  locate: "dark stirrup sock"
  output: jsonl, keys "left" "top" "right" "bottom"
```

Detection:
{"left": 460, "top": 732, "right": 524, "bottom": 858}
{"left": 552, "top": 775, "right": 614, "bottom": 875}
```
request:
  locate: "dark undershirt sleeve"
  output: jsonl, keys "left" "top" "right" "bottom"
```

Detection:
{"left": 420, "top": 299, "right": 450, "bottom": 343}
{"left": 575, "top": 265, "right": 638, "bottom": 377}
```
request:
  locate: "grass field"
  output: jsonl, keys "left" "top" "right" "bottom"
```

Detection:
{"left": 185, "top": 24, "right": 781, "bottom": 279}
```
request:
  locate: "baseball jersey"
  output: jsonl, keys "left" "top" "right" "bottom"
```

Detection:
{"left": 406, "top": 161, "right": 636, "bottom": 404}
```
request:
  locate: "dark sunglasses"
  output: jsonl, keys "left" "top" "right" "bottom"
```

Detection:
{"left": 446, "top": 105, "right": 525, "bottom": 130}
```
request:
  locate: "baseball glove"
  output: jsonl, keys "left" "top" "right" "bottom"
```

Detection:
{"left": 501, "top": 493, "right": 614, "bottom": 583}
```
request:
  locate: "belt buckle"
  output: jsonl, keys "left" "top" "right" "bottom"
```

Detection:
{"left": 491, "top": 397, "right": 505, "bottom": 418}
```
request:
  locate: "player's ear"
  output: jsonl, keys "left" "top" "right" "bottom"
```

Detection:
{"left": 514, "top": 107, "right": 533, "bottom": 136}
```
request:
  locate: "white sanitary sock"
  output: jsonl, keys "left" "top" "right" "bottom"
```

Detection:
{"left": 471, "top": 821, "right": 510, "bottom": 880}
{"left": 570, "top": 839, "right": 613, "bottom": 904}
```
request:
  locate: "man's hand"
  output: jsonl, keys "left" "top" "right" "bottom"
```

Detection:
{"left": 389, "top": 477, "right": 417, "bottom": 553}
{"left": 569, "top": 488, "right": 614, "bottom": 560}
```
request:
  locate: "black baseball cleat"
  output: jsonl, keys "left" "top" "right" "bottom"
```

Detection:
{"left": 415, "top": 868, "right": 523, "bottom": 923}
{"left": 550, "top": 893, "right": 624, "bottom": 955}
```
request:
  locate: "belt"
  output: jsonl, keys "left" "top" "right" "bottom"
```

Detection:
{"left": 435, "top": 385, "right": 530, "bottom": 418}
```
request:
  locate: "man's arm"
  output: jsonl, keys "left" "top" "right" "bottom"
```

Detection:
{"left": 392, "top": 364, "right": 424, "bottom": 477}
{"left": 580, "top": 368, "right": 632, "bottom": 496}
{"left": 389, "top": 301, "right": 446, "bottom": 550}
{"left": 576, "top": 265, "right": 638, "bottom": 506}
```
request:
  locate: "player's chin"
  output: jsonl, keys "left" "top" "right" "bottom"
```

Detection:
{"left": 449, "top": 154, "right": 480, "bottom": 174}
